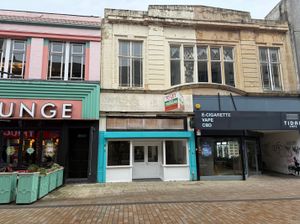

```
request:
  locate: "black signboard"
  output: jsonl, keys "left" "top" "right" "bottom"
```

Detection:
{"left": 195, "top": 111, "right": 300, "bottom": 130}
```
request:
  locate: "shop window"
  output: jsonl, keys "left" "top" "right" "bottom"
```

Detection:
{"left": 48, "top": 41, "right": 85, "bottom": 81}
{"left": 0, "top": 39, "right": 27, "bottom": 79}
{"left": 170, "top": 44, "right": 235, "bottom": 87}
{"left": 42, "top": 131, "right": 60, "bottom": 166}
{"left": 107, "top": 141, "right": 130, "bottom": 166}
{"left": 1, "top": 131, "right": 20, "bottom": 168}
{"left": 165, "top": 140, "right": 187, "bottom": 165}
{"left": 198, "top": 138, "right": 242, "bottom": 176}
{"left": 119, "top": 40, "right": 143, "bottom": 87}
{"left": 259, "top": 47, "right": 282, "bottom": 91}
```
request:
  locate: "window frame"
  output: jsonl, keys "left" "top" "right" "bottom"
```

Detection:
{"left": 118, "top": 39, "right": 144, "bottom": 88}
{"left": 170, "top": 44, "right": 236, "bottom": 87}
{"left": 48, "top": 41, "right": 86, "bottom": 81}
{"left": 0, "top": 38, "right": 27, "bottom": 79}
{"left": 107, "top": 140, "right": 132, "bottom": 168}
{"left": 259, "top": 47, "right": 283, "bottom": 91}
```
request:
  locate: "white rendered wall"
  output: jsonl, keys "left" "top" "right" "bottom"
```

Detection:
{"left": 163, "top": 166, "right": 190, "bottom": 181}
{"left": 88, "top": 41, "right": 101, "bottom": 81}
{"left": 106, "top": 167, "right": 132, "bottom": 183}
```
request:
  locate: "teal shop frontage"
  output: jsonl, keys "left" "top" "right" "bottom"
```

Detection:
{"left": 97, "top": 130, "right": 197, "bottom": 183}
{"left": 0, "top": 80, "right": 100, "bottom": 183}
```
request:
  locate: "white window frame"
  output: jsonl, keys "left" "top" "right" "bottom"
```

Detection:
{"left": 259, "top": 47, "right": 283, "bottom": 91}
{"left": 106, "top": 140, "right": 133, "bottom": 168}
{"left": 170, "top": 44, "right": 236, "bottom": 87}
{"left": 0, "top": 39, "right": 26, "bottom": 79}
{"left": 163, "top": 139, "right": 189, "bottom": 167}
{"left": 118, "top": 40, "right": 143, "bottom": 88}
{"left": 48, "top": 41, "right": 85, "bottom": 81}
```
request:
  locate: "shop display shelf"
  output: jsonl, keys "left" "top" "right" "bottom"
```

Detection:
{"left": 0, "top": 172, "right": 17, "bottom": 204}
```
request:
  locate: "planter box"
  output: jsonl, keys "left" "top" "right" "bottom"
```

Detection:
{"left": 48, "top": 170, "right": 58, "bottom": 192}
{"left": 56, "top": 168, "right": 64, "bottom": 188}
{"left": 0, "top": 172, "right": 17, "bottom": 204}
{"left": 16, "top": 172, "right": 39, "bottom": 204}
{"left": 38, "top": 174, "right": 50, "bottom": 199}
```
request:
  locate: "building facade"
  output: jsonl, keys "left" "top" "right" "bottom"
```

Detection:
{"left": 0, "top": 10, "right": 101, "bottom": 182}
{"left": 100, "top": 5, "right": 300, "bottom": 182}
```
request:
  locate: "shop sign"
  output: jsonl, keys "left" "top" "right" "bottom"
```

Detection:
{"left": 282, "top": 113, "right": 300, "bottom": 129}
{"left": 164, "top": 92, "right": 184, "bottom": 112}
{"left": 0, "top": 99, "right": 82, "bottom": 119}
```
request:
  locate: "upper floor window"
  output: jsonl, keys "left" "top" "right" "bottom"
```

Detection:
{"left": 259, "top": 47, "right": 282, "bottom": 91}
{"left": 48, "top": 41, "right": 85, "bottom": 81}
{"left": 0, "top": 39, "right": 26, "bottom": 79}
{"left": 119, "top": 40, "right": 143, "bottom": 87}
{"left": 170, "top": 45, "right": 235, "bottom": 87}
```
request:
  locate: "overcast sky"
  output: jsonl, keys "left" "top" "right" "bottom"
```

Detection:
{"left": 1, "top": 0, "right": 280, "bottom": 19}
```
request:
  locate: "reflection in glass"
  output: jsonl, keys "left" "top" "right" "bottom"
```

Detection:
{"left": 148, "top": 146, "right": 158, "bottom": 162}
{"left": 134, "top": 146, "right": 144, "bottom": 162}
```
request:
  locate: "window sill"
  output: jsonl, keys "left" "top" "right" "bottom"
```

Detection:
{"left": 162, "top": 164, "right": 189, "bottom": 167}
{"left": 107, "top": 165, "right": 132, "bottom": 169}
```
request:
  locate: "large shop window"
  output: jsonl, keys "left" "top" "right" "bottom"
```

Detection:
{"left": 48, "top": 41, "right": 85, "bottom": 81}
{"left": 259, "top": 47, "right": 282, "bottom": 91}
{"left": 107, "top": 141, "right": 130, "bottom": 166}
{"left": 119, "top": 40, "right": 143, "bottom": 87}
{"left": 165, "top": 140, "right": 187, "bottom": 165}
{"left": 0, "top": 130, "right": 60, "bottom": 170}
{"left": 170, "top": 45, "right": 235, "bottom": 87}
{"left": 198, "top": 138, "right": 242, "bottom": 176}
{"left": 0, "top": 39, "right": 27, "bottom": 79}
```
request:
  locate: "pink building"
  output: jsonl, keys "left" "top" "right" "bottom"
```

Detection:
{"left": 0, "top": 10, "right": 101, "bottom": 183}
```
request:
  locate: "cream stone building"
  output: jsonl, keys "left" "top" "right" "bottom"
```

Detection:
{"left": 98, "top": 5, "right": 300, "bottom": 183}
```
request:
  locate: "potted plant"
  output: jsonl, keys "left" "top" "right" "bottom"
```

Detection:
{"left": 16, "top": 164, "right": 39, "bottom": 204}
{"left": 0, "top": 165, "right": 17, "bottom": 204}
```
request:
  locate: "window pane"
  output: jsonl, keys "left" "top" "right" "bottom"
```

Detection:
{"left": 259, "top": 48, "right": 268, "bottom": 62}
{"left": 50, "top": 55, "right": 64, "bottom": 78}
{"left": 198, "top": 61, "right": 208, "bottom": 82}
{"left": 210, "top": 48, "right": 220, "bottom": 60}
{"left": 11, "top": 53, "right": 24, "bottom": 76}
{"left": 132, "top": 42, "right": 142, "bottom": 57}
{"left": 72, "top": 44, "right": 84, "bottom": 54}
{"left": 0, "top": 39, "right": 5, "bottom": 74}
{"left": 165, "top": 141, "right": 187, "bottom": 165}
{"left": 272, "top": 64, "right": 281, "bottom": 89}
{"left": 119, "top": 41, "right": 130, "bottom": 56}
{"left": 2, "top": 131, "right": 20, "bottom": 168}
{"left": 170, "top": 46, "right": 180, "bottom": 59}
{"left": 132, "top": 58, "right": 142, "bottom": 87}
{"left": 270, "top": 49, "right": 279, "bottom": 63}
{"left": 211, "top": 62, "right": 222, "bottom": 84}
{"left": 148, "top": 146, "right": 158, "bottom": 162}
{"left": 197, "top": 47, "right": 207, "bottom": 60}
{"left": 184, "top": 47, "right": 194, "bottom": 60}
{"left": 198, "top": 138, "right": 242, "bottom": 176}
{"left": 42, "top": 131, "right": 60, "bottom": 165}
{"left": 119, "top": 57, "right": 130, "bottom": 86}
{"left": 134, "top": 146, "right": 144, "bottom": 162}
{"left": 171, "top": 60, "right": 181, "bottom": 86}
{"left": 13, "top": 41, "right": 25, "bottom": 51}
{"left": 223, "top": 47, "right": 233, "bottom": 61}
{"left": 108, "top": 141, "right": 130, "bottom": 166}
{"left": 52, "top": 42, "right": 64, "bottom": 53}
{"left": 184, "top": 61, "right": 194, "bottom": 83}
{"left": 261, "top": 64, "right": 271, "bottom": 89}
{"left": 70, "top": 55, "right": 84, "bottom": 79}
{"left": 224, "top": 62, "right": 235, "bottom": 87}
{"left": 22, "top": 131, "right": 39, "bottom": 167}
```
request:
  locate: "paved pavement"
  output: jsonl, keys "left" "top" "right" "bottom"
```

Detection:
{"left": 1, "top": 174, "right": 300, "bottom": 223}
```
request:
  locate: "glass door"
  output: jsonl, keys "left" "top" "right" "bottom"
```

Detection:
{"left": 245, "top": 140, "right": 261, "bottom": 176}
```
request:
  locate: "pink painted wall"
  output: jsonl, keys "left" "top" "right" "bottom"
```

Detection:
{"left": 88, "top": 41, "right": 101, "bottom": 81}
{"left": 28, "top": 38, "right": 44, "bottom": 79}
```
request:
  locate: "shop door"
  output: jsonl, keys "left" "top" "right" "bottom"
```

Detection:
{"left": 68, "top": 128, "right": 89, "bottom": 179}
{"left": 245, "top": 140, "right": 261, "bottom": 176}
{"left": 132, "top": 143, "right": 161, "bottom": 179}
